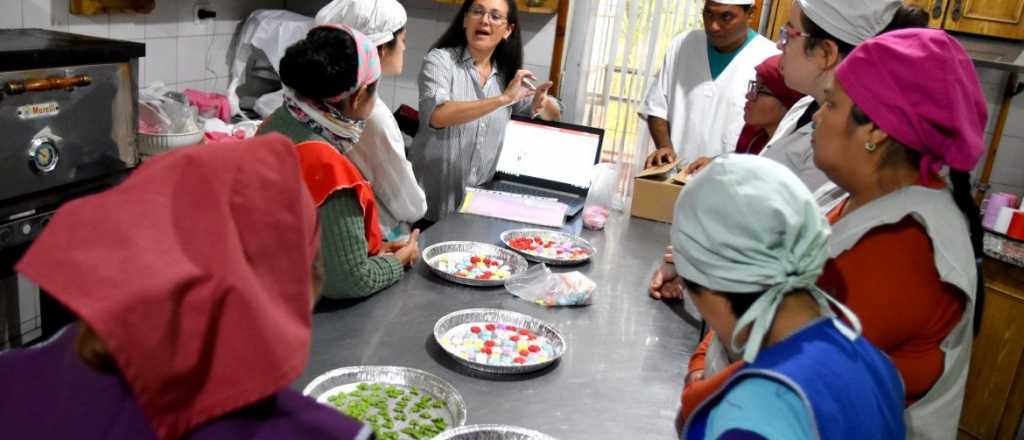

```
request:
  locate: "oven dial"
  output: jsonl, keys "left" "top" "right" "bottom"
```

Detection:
{"left": 0, "top": 227, "right": 11, "bottom": 244}
{"left": 28, "top": 137, "right": 60, "bottom": 174}
{"left": 20, "top": 222, "right": 32, "bottom": 236}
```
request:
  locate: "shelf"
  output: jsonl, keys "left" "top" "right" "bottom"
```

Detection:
{"left": 433, "top": 0, "right": 558, "bottom": 15}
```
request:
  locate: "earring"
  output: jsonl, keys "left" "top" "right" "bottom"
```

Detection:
{"left": 865, "top": 141, "right": 877, "bottom": 152}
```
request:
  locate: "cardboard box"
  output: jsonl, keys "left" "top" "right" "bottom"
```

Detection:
{"left": 630, "top": 160, "right": 690, "bottom": 223}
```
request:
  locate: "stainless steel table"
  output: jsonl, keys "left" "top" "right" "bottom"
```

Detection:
{"left": 296, "top": 213, "right": 701, "bottom": 439}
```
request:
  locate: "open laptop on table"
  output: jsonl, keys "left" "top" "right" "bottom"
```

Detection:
{"left": 482, "top": 115, "right": 605, "bottom": 216}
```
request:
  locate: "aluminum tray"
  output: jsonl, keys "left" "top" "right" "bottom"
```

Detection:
{"left": 499, "top": 228, "right": 595, "bottom": 265}
{"left": 434, "top": 308, "right": 566, "bottom": 374}
{"left": 302, "top": 365, "right": 468, "bottom": 432}
{"left": 433, "top": 424, "right": 558, "bottom": 440}
{"left": 423, "top": 241, "right": 529, "bottom": 287}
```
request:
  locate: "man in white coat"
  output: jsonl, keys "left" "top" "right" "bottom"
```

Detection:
{"left": 640, "top": 0, "right": 779, "bottom": 168}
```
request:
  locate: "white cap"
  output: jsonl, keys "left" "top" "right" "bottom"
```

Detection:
{"left": 798, "top": 0, "right": 901, "bottom": 45}
{"left": 314, "top": 0, "right": 407, "bottom": 46}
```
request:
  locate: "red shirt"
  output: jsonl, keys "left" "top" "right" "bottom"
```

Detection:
{"left": 818, "top": 199, "right": 966, "bottom": 403}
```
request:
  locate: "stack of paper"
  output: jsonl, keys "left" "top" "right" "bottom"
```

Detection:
{"left": 458, "top": 187, "right": 567, "bottom": 227}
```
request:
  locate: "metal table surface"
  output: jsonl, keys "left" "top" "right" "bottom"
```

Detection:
{"left": 296, "top": 213, "right": 701, "bottom": 439}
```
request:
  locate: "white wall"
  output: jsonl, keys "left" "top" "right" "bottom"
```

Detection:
{"left": 285, "top": 0, "right": 559, "bottom": 111}
{"left": 976, "top": 68, "right": 1024, "bottom": 196}
{"left": 1, "top": 0, "right": 284, "bottom": 93}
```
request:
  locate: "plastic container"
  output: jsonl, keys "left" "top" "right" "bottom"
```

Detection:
{"left": 138, "top": 130, "right": 204, "bottom": 155}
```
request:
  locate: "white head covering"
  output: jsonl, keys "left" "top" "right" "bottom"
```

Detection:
{"left": 314, "top": 0, "right": 408, "bottom": 46}
{"left": 797, "top": 0, "right": 901, "bottom": 45}
{"left": 706, "top": 0, "right": 756, "bottom": 5}
{"left": 671, "top": 154, "right": 861, "bottom": 363}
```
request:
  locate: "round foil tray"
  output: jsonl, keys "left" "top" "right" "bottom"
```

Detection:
{"left": 303, "top": 365, "right": 468, "bottom": 430}
{"left": 499, "top": 228, "right": 595, "bottom": 265}
{"left": 423, "top": 241, "right": 529, "bottom": 287}
{"left": 434, "top": 424, "right": 558, "bottom": 440}
{"left": 434, "top": 308, "right": 566, "bottom": 374}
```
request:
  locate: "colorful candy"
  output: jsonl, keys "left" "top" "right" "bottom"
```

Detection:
{"left": 507, "top": 235, "right": 589, "bottom": 261}
{"left": 439, "top": 322, "right": 556, "bottom": 368}
{"left": 431, "top": 252, "right": 513, "bottom": 281}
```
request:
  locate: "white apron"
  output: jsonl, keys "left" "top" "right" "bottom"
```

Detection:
{"left": 638, "top": 30, "right": 778, "bottom": 165}
{"left": 829, "top": 186, "right": 976, "bottom": 440}
{"left": 759, "top": 96, "right": 832, "bottom": 193}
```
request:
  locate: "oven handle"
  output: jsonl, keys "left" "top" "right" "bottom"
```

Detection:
{"left": 4, "top": 75, "right": 92, "bottom": 95}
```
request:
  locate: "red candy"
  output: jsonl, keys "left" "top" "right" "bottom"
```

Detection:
{"left": 485, "top": 324, "right": 496, "bottom": 331}
{"left": 528, "top": 345, "right": 540, "bottom": 352}
{"left": 470, "top": 256, "right": 481, "bottom": 264}
{"left": 514, "top": 357, "right": 527, "bottom": 364}
{"left": 470, "top": 326, "right": 481, "bottom": 333}
{"left": 533, "top": 236, "right": 543, "bottom": 244}
{"left": 510, "top": 335, "right": 520, "bottom": 342}
{"left": 519, "top": 329, "right": 530, "bottom": 336}
{"left": 507, "top": 326, "right": 516, "bottom": 331}
{"left": 481, "top": 347, "right": 492, "bottom": 354}
{"left": 484, "top": 340, "right": 495, "bottom": 347}
{"left": 519, "top": 349, "right": 530, "bottom": 356}
{"left": 528, "top": 335, "right": 537, "bottom": 341}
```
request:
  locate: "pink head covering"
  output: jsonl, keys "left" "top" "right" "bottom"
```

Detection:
{"left": 835, "top": 28, "right": 987, "bottom": 183}
{"left": 317, "top": 24, "right": 382, "bottom": 100}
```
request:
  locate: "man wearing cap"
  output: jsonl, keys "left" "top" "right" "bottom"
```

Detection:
{"left": 640, "top": 0, "right": 778, "bottom": 168}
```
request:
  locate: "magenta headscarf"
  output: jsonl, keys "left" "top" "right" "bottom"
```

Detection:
{"left": 835, "top": 28, "right": 987, "bottom": 184}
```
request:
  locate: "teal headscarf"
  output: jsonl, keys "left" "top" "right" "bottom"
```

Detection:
{"left": 670, "top": 154, "right": 861, "bottom": 363}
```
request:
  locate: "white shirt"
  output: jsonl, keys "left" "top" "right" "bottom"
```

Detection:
{"left": 760, "top": 96, "right": 833, "bottom": 193}
{"left": 638, "top": 30, "right": 779, "bottom": 165}
{"left": 346, "top": 96, "right": 427, "bottom": 240}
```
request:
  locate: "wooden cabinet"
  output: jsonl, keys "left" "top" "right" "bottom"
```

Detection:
{"left": 958, "top": 258, "right": 1024, "bottom": 439}
{"left": 766, "top": 0, "right": 1024, "bottom": 41}
{"left": 942, "top": 0, "right": 1024, "bottom": 40}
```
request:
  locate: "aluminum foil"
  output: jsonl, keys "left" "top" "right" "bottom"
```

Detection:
{"left": 302, "top": 365, "right": 468, "bottom": 430}
{"left": 434, "top": 424, "right": 559, "bottom": 440}
{"left": 499, "top": 229, "right": 596, "bottom": 265}
{"left": 433, "top": 308, "right": 566, "bottom": 374}
{"left": 423, "top": 241, "right": 529, "bottom": 287}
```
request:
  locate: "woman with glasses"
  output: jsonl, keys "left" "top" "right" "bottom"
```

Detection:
{"left": 760, "top": 0, "right": 926, "bottom": 199}
{"left": 410, "top": 0, "right": 562, "bottom": 221}
{"left": 681, "top": 54, "right": 804, "bottom": 174}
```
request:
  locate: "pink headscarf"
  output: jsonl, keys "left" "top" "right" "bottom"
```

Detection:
{"left": 835, "top": 29, "right": 987, "bottom": 184}
{"left": 317, "top": 24, "right": 382, "bottom": 100}
{"left": 835, "top": 28, "right": 987, "bottom": 184}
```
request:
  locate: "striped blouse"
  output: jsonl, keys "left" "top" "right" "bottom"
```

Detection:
{"left": 409, "top": 46, "right": 556, "bottom": 221}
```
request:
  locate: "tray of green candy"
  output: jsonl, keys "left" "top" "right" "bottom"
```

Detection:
{"left": 303, "top": 365, "right": 468, "bottom": 439}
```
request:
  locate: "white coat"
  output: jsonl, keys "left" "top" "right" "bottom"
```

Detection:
{"left": 638, "top": 30, "right": 778, "bottom": 165}
{"left": 760, "top": 95, "right": 833, "bottom": 193}
{"left": 346, "top": 96, "right": 427, "bottom": 241}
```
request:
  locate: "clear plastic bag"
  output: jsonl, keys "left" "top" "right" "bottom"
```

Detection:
{"left": 582, "top": 163, "right": 617, "bottom": 230}
{"left": 504, "top": 264, "right": 596, "bottom": 307}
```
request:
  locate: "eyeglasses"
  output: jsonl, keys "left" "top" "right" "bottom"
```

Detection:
{"left": 778, "top": 24, "right": 812, "bottom": 48}
{"left": 468, "top": 5, "right": 507, "bottom": 25}
{"left": 746, "top": 80, "right": 773, "bottom": 101}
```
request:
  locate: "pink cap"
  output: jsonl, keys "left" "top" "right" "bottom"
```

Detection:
{"left": 835, "top": 29, "right": 987, "bottom": 184}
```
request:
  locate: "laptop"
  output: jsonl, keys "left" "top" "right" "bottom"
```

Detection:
{"left": 483, "top": 115, "right": 605, "bottom": 216}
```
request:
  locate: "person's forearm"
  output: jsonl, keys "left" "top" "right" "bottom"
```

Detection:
{"left": 430, "top": 95, "right": 512, "bottom": 128}
{"left": 647, "top": 116, "right": 673, "bottom": 150}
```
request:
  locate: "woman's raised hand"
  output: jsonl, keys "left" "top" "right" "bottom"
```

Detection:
{"left": 503, "top": 69, "right": 537, "bottom": 104}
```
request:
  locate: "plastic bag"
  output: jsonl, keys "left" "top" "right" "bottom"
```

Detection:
{"left": 139, "top": 83, "right": 200, "bottom": 134}
{"left": 583, "top": 163, "right": 617, "bottom": 230}
{"left": 505, "top": 264, "right": 596, "bottom": 307}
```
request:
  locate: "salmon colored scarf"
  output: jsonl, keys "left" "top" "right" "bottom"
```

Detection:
{"left": 16, "top": 134, "right": 319, "bottom": 440}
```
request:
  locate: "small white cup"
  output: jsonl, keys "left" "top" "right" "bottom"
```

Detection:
{"left": 994, "top": 207, "right": 1018, "bottom": 234}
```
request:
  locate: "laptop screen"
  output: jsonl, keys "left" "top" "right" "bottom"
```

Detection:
{"left": 495, "top": 116, "right": 604, "bottom": 194}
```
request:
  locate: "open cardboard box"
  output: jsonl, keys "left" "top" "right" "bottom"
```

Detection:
{"left": 630, "top": 159, "right": 690, "bottom": 223}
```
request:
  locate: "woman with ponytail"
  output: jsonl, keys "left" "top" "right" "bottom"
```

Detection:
{"left": 811, "top": 28, "right": 986, "bottom": 439}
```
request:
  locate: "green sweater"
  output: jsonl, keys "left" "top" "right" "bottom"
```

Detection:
{"left": 259, "top": 107, "right": 403, "bottom": 299}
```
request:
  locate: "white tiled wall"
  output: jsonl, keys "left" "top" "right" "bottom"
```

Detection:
{"left": 4, "top": 0, "right": 285, "bottom": 93}
{"left": 974, "top": 68, "right": 1024, "bottom": 196}
{"left": 285, "top": 0, "right": 560, "bottom": 111}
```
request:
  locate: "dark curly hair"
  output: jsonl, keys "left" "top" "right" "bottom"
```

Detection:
{"left": 279, "top": 27, "right": 359, "bottom": 100}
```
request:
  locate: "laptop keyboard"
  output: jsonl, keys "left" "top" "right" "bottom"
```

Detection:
{"left": 490, "top": 181, "right": 583, "bottom": 211}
